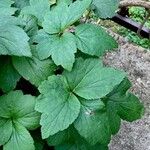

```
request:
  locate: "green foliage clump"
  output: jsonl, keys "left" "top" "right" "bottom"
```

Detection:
{"left": 0, "top": 0, "right": 143, "bottom": 150}
{"left": 119, "top": 27, "right": 150, "bottom": 49}
{"left": 129, "top": 6, "right": 150, "bottom": 28}
{"left": 119, "top": 6, "right": 150, "bottom": 49}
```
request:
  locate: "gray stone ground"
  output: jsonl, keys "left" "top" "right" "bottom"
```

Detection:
{"left": 103, "top": 34, "right": 150, "bottom": 150}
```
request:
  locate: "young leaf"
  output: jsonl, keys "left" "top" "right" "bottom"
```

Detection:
{"left": 22, "top": 0, "right": 50, "bottom": 24}
{"left": 3, "top": 123, "right": 35, "bottom": 150}
{"left": 0, "top": 0, "right": 17, "bottom": 16}
{"left": 75, "top": 24, "right": 118, "bottom": 56}
{"left": 63, "top": 58, "right": 125, "bottom": 99}
{"left": 36, "top": 31, "right": 77, "bottom": 71}
{"left": 35, "top": 76, "right": 81, "bottom": 139}
{"left": 0, "top": 57, "right": 21, "bottom": 92}
{"left": 43, "top": 0, "right": 92, "bottom": 34}
{"left": 0, "top": 25, "right": 32, "bottom": 57}
{"left": 12, "top": 56, "right": 56, "bottom": 87}
{"left": 92, "top": 0, "right": 119, "bottom": 18}
{"left": 74, "top": 98, "right": 111, "bottom": 145}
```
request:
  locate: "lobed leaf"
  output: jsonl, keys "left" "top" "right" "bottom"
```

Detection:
{"left": 0, "top": 91, "right": 40, "bottom": 149}
{"left": 0, "top": 91, "right": 40, "bottom": 129}
{"left": 43, "top": 0, "right": 92, "bottom": 34}
{"left": 36, "top": 58, "right": 126, "bottom": 141}
{"left": 64, "top": 58, "right": 126, "bottom": 99}
{"left": 36, "top": 31, "right": 77, "bottom": 71}
{"left": 36, "top": 76, "right": 81, "bottom": 138}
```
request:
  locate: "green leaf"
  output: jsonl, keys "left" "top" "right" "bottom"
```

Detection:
{"left": 3, "top": 123, "right": 35, "bottom": 150}
{"left": 103, "top": 78, "right": 144, "bottom": 133}
{"left": 19, "top": 14, "right": 38, "bottom": 37}
{"left": 0, "top": 91, "right": 39, "bottom": 149}
{"left": 0, "top": 25, "right": 32, "bottom": 57}
{"left": 64, "top": 58, "right": 125, "bottom": 99}
{"left": 36, "top": 58, "right": 126, "bottom": 142}
{"left": 0, "top": 16, "right": 24, "bottom": 26}
{"left": 0, "top": 118, "right": 12, "bottom": 146}
{"left": 63, "top": 58, "right": 102, "bottom": 90}
{"left": 106, "top": 101, "right": 121, "bottom": 135}
{"left": 47, "top": 126, "right": 80, "bottom": 147}
{"left": 0, "top": 0, "right": 14, "bottom": 6}
{"left": 12, "top": 55, "right": 56, "bottom": 87}
{"left": 107, "top": 77, "right": 132, "bottom": 97}
{"left": 75, "top": 24, "right": 118, "bottom": 56}
{"left": 55, "top": 142, "right": 108, "bottom": 150}
{"left": 0, "top": 57, "right": 21, "bottom": 92}
{"left": 47, "top": 127, "right": 73, "bottom": 146}
{"left": 53, "top": 127, "right": 108, "bottom": 150}
{"left": 35, "top": 76, "right": 80, "bottom": 139}
{"left": 48, "top": 126, "right": 108, "bottom": 149}
{"left": 0, "top": 0, "right": 17, "bottom": 16}
{"left": 74, "top": 98, "right": 111, "bottom": 145}
{"left": 117, "top": 93, "right": 144, "bottom": 122}
{"left": 92, "top": 0, "right": 119, "bottom": 18}
{"left": 36, "top": 31, "right": 76, "bottom": 71}
{"left": 13, "top": 0, "right": 30, "bottom": 9}
{"left": 57, "top": 0, "right": 73, "bottom": 5}
{"left": 22, "top": 0, "right": 50, "bottom": 24}
{"left": 43, "top": 0, "right": 91, "bottom": 34}
{"left": 0, "top": 91, "right": 40, "bottom": 130}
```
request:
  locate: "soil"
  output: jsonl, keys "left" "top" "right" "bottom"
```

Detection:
{"left": 103, "top": 32, "right": 150, "bottom": 150}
